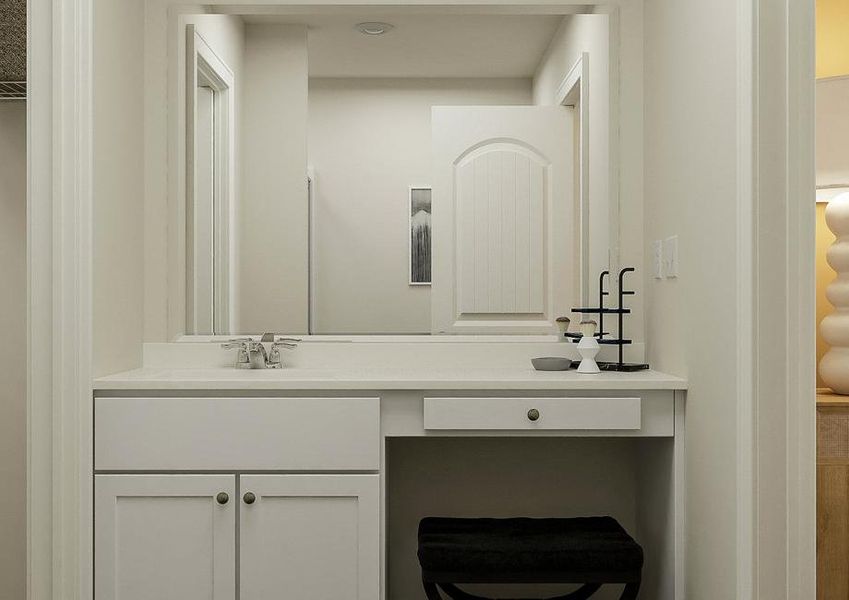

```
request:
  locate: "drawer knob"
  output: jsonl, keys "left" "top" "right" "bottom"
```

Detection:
{"left": 243, "top": 491, "right": 256, "bottom": 505}
{"left": 216, "top": 492, "right": 229, "bottom": 505}
{"left": 527, "top": 408, "right": 540, "bottom": 422}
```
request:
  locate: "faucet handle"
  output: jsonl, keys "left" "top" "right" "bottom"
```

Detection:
{"left": 271, "top": 337, "right": 299, "bottom": 352}
{"left": 271, "top": 342, "right": 298, "bottom": 350}
{"left": 221, "top": 338, "right": 250, "bottom": 350}
{"left": 268, "top": 339, "right": 298, "bottom": 369}
{"left": 221, "top": 338, "right": 251, "bottom": 369}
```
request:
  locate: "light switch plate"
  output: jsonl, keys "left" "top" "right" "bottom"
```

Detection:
{"left": 652, "top": 240, "right": 663, "bottom": 279}
{"left": 663, "top": 235, "right": 679, "bottom": 278}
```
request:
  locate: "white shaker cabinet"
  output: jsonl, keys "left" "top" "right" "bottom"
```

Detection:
{"left": 94, "top": 475, "right": 236, "bottom": 600}
{"left": 95, "top": 474, "right": 379, "bottom": 600}
{"left": 94, "top": 397, "right": 382, "bottom": 600}
{"left": 92, "top": 388, "right": 685, "bottom": 600}
{"left": 240, "top": 474, "right": 380, "bottom": 600}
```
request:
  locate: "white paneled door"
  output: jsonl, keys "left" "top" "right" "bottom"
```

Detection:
{"left": 94, "top": 475, "right": 236, "bottom": 600}
{"left": 432, "top": 106, "right": 574, "bottom": 334}
{"left": 239, "top": 474, "right": 380, "bottom": 600}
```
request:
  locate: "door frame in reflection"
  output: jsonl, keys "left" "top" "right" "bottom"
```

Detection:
{"left": 186, "top": 25, "right": 234, "bottom": 334}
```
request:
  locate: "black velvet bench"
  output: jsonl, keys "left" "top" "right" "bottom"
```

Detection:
{"left": 417, "top": 517, "right": 643, "bottom": 600}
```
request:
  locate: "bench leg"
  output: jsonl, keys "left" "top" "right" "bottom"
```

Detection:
{"left": 423, "top": 580, "right": 444, "bottom": 600}
{"left": 618, "top": 581, "right": 641, "bottom": 599}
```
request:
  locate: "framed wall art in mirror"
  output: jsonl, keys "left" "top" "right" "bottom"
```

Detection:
{"left": 409, "top": 186, "right": 432, "bottom": 286}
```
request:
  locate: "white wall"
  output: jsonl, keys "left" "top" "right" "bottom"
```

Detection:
{"left": 240, "top": 24, "right": 309, "bottom": 334}
{"left": 0, "top": 102, "right": 26, "bottom": 600}
{"left": 308, "top": 78, "right": 532, "bottom": 334}
{"left": 531, "top": 11, "right": 646, "bottom": 354}
{"left": 533, "top": 14, "right": 610, "bottom": 305}
{"left": 143, "top": 11, "right": 245, "bottom": 341}
{"left": 642, "top": 0, "right": 740, "bottom": 596}
{"left": 93, "top": 0, "right": 145, "bottom": 375}
{"left": 187, "top": 15, "right": 245, "bottom": 72}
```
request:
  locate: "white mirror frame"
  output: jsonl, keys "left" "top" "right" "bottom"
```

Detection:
{"left": 185, "top": 25, "right": 235, "bottom": 334}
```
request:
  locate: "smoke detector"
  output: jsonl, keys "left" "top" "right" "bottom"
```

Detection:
{"left": 355, "top": 22, "right": 394, "bottom": 36}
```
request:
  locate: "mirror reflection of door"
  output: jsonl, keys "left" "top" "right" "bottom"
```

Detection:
{"left": 186, "top": 25, "right": 234, "bottom": 335}
{"left": 431, "top": 106, "right": 574, "bottom": 335}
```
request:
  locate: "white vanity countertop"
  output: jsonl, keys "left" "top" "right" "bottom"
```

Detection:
{"left": 93, "top": 367, "right": 687, "bottom": 391}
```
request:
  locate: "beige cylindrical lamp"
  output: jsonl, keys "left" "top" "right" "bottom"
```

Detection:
{"left": 820, "top": 192, "right": 849, "bottom": 394}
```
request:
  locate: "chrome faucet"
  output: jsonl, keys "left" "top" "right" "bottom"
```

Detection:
{"left": 221, "top": 334, "right": 300, "bottom": 369}
{"left": 221, "top": 337, "right": 251, "bottom": 368}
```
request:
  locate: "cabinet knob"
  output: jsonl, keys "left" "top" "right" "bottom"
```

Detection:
{"left": 527, "top": 408, "right": 540, "bottom": 422}
{"left": 216, "top": 492, "right": 229, "bottom": 505}
{"left": 243, "top": 491, "right": 256, "bottom": 505}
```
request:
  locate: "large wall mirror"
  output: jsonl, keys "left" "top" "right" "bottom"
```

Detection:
{"left": 181, "top": 11, "right": 617, "bottom": 336}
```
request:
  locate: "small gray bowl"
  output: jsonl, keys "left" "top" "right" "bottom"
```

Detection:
{"left": 531, "top": 357, "right": 573, "bottom": 371}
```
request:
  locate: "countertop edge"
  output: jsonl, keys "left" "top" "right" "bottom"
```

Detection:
{"left": 92, "top": 373, "right": 688, "bottom": 392}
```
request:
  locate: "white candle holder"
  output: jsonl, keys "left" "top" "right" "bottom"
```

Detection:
{"left": 576, "top": 335, "right": 601, "bottom": 374}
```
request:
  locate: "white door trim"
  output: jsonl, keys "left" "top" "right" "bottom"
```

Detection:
{"left": 736, "top": 0, "right": 755, "bottom": 594}
{"left": 740, "top": 0, "right": 817, "bottom": 597}
{"left": 28, "top": 1, "right": 93, "bottom": 600}
{"left": 185, "top": 25, "right": 235, "bottom": 335}
{"left": 784, "top": 0, "right": 817, "bottom": 595}
{"left": 556, "top": 53, "right": 592, "bottom": 305}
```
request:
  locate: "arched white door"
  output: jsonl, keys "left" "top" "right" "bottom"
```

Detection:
{"left": 431, "top": 106, "right": 575, "bottom": 334}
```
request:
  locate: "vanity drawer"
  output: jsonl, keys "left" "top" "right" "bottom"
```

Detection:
{"left": 423, "top": 397, "right": 642, "bottom": 431}
{"left": 95, "top": 397, "right": 380, "bottom": 471}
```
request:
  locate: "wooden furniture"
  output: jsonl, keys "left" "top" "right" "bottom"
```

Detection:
{"left": 818, "top": 391, "right": 849, "bottom": 599}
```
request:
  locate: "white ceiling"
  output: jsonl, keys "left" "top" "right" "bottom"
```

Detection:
{"left": 240, "top": 14, "right": 566, "bottom": 78}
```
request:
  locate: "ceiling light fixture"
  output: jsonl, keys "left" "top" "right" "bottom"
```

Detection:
{"left": 355, "top": 22, "right": 394, "bottom": 36}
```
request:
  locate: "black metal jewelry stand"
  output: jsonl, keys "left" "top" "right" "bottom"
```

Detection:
{"left": 565, "top": 267, "right": 649, "bottom": 372}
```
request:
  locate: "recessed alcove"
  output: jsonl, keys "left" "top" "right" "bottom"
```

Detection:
{"left": 386, "top": 436, "right": 677, "bottom": 600}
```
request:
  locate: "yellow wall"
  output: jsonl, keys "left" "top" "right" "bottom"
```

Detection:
{"left": 817, "top": 0, "right": 849, "bottom": 79}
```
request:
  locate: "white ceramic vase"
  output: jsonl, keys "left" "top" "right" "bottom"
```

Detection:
{"left": 820, "top": 192, "right": 849, "bottom": 395}
{"left": 576, "top": 336, "right": 601, "bottom": 374}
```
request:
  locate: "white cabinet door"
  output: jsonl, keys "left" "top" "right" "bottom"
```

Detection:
{"left": 240, "top": 474, "right": 380, "bottom": 600}
{"left": 95, "top": 475, "right": 236, "bottom": 600}
{"left": 431, "top": 106, "right": 574, "bottom": 334}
